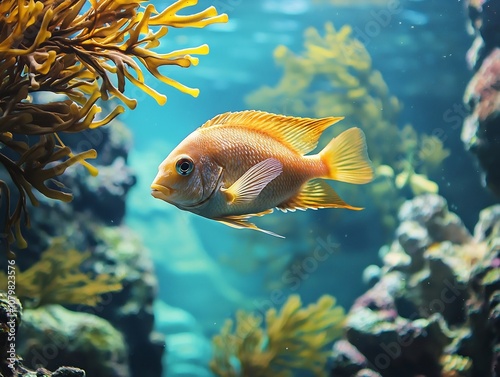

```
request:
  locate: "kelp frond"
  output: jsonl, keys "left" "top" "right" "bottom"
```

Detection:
{"left": 210, "top": 295, "right": 345, "bottom": 377}
{"left": 0, "top": 0, "right": 227, "bottom": 253}
{"left": 440, "top": 354, "right": 472, "bottom": 377}
{"left": 0, "top": 238, "right": 123, "bottom": 307}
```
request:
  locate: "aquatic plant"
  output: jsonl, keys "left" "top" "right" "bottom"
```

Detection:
{"left": 246, "top": 23, "right": 400, "bottom": 165}
{"left": 394, "top": 125, "right": 449, "bottom": 196}
{"left": 0, "top": 0, "right": 227, "bottom": 252}
{"left": 246, "top": 23, "right": 449, "bottom": 231}
{"left": 0, "top": 238, "right": 122, "bottom": 307}
{"left": 210, "top": 294, "right": 345, "bottom": 377}
{"left": 329, "top": 195, "right": 498, "bottom": 377}
{"left": 440, "top": 354, "right": 472, "bottom": 377}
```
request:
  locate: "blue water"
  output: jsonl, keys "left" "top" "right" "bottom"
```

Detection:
{"left": 120, "top": 1, "right": 494, "bottom": 376}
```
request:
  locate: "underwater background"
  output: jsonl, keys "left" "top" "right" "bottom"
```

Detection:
{"left": 125, "top": 1, "right": 495, "bottom": 374}
{"left": 1, "top": 0, "right": 500, "bottom": 377}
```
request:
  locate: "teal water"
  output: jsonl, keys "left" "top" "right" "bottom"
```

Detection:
{"left": 121, "top": 1, "right": 494, "bottom": 376}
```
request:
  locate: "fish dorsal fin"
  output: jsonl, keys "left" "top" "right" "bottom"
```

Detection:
{"left": 200, "top": 110, "right": 343, "bottom": 155}
{"left": 222, "top": 158, "right": 282, "bottom": 205}
{"left": 215, "top": 209, "right": 285, "bottom": 238}
{"left": 277, "top": 179, "right": 362, "bottom": 212}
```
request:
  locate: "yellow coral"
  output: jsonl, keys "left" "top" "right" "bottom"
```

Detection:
{"left": 0, "top": 0, "right": 227, "bottom": 252}
{"left": 440, "top": 354, "right": 472, "bottom": 377}
{"left": 0, "top": 238, "right": 122, "bottom": 307}
{"left": 210, "top": 294, "right": 345, "bottom": 377}
{"left": 396, "top": 125, "right": 449, "bottom": 195}
{"left": 246, "top": 22, "right": 401, "bottom": 167}
{"left": 418, "top": 134, "right": 451, "bottom": 173}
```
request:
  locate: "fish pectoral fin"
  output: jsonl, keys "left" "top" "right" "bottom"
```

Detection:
{"left": 215, "top": 210, "right": 285, "bottom": 238}
{"left": 277, "top": 179, "right": 362, "bottom": 212}
{"left": 221, "top": 158, "right": 283, "bottom": 205}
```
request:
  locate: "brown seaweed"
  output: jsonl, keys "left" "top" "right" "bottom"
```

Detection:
{"left": 0, "top": 0, "right": 227, "bottom": 253}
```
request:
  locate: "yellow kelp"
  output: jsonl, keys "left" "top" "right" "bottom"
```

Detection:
{"left": 246, "top": 23, "right": 449, "bottom": 232}
{"left": 210, "top": 295, "right": 345, "bottom": 377}
{"left": 0, "top": 0, "right": 227, "bottom": 252}
{"left": 395, "top": 125, "right": 450, "bottom": 196}
{"left": 418, "top": 134, "right": 452, "bottom": 174}
{"left": 247, "top": 22, "right": 397, "bottom": 166}
{"left": 0, "top": 238, "right": 122, "bottom": 308}
{"left": 440, "top": 354, "right": 472, "bottom": 377}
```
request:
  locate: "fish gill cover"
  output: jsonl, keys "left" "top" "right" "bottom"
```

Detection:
{"left": 0, "top": 0, "right": 228, "bottom": 254}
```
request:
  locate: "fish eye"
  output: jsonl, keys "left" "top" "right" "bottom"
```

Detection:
{"left": 175, "top": 157, "right": 194, "bottom": 176}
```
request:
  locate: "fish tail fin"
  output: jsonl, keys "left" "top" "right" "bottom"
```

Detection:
{"left": 319, "top": 127, "right": 374, "bottom": 184}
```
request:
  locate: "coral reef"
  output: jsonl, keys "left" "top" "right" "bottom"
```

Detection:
{"left": 58, "top": 117, "right": 137, "bottom": 224}
{"left": 18, "top": 304, "right": 128, "bottom": 377}
{"left": 0, "top": 225, "right": 159, "bottom": 376}
{"left": 329, "top": 194, "right": 500, "bottom": 377}
{"left": 461, "top": 0, "right": 500, "bottom": 196}
{"left": 210, "top": 294, "right": 345, "bottom": 377}
{"left": 1, "top": 94, "right": 164, "bottom": 376}
{"left": 246, "top": 23, "right": 400, "bottom": 166}
{"left": 246, "top": 23, "right": 449, "bottom": 234}
{"left": 89, "top": 225, "right": 164, "bottom": 377}
{"left": 12, "top": 118, "right": 136, "bottom": 256}
{"left": 10, "top": 222, "right": 164, "bottom": 377}
{"left": 0, "top": 0, "right": 227, "bottom": 252}
{"left": 0, "top": 291, "right": 86, "bottom": 377}
{"left": 0, "top": 1, "right": 228, "bottom": 373}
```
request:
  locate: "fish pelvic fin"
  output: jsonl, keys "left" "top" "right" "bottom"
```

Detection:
{"left": 319, "top": 127, "right": 374, "bottom": 184}
{"left": 215, "top": 210, "right": 285, "bottom": 238}
{"left": 221, "top": 158, "right": 282, "bottom": 205}
{"left": 200, "top": 110, "right": 343, "bottom": 155}
{"left": 277, "top": 179, "right": 362, "bottom": 212}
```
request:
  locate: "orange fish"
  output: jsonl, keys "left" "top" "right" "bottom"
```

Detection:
{"left": 151, "top": 111, "right": 373, "bottom": 237}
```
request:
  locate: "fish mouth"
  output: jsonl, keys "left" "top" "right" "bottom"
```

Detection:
{"left": 151, "top": 183, "right": 172, "bottom": 201}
